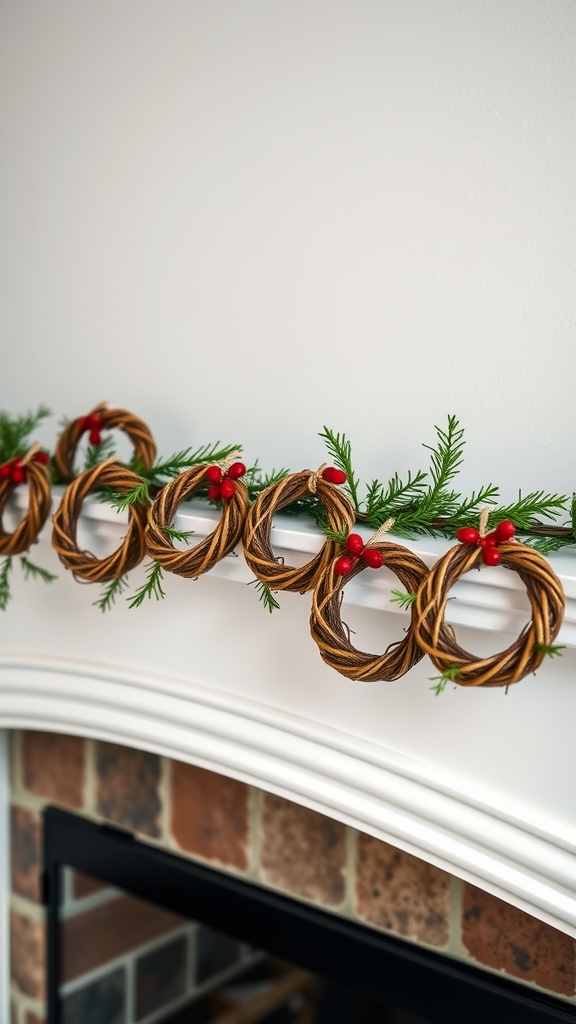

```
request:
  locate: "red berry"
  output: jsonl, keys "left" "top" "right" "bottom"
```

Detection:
{"left": 0, "top": 464, "right": 11, "bottom": 479}
{"left": 33, "top": 451, "right": 50, "bottom": 464}
{"left": 206, "top": 466, "right": 223, "bottom": 483}
{"left": 227, "top": 462, "right": 246, "bottom": 480}
{"left": 220, "top": 479, "right": 236, "bottom": 499}
{"left": 495, "top": 520, "right": 516, "bottom": 543}
{"left": 322, "top": 467, "right": 347, "bottom": 485}
{"left": 335, "top": 555, "right": 354, "bottom": 576}
{"left": 345, "top": 533, "right": 365, "bottom": 556}
{"left": 363, "top": 548, "right": 384, "bottom": 569}
{"left": 456, "top": 527, "right": 480, "bottom": 545}
{"left": 78, "top": 416, "right": 88, "bottom": 430}
{"left": 208, "top": 483, "right": 221, "bottom": 500}
{"left": 88, "top": 429, "right": 102, "bottom": 445}
{"left": 480, "top": 532, "right": 498, "bottom": 547}
{"left": 482, "top": 546, "right": 500, "bottom": 566}
{"left": 11, "top": 466, "right": 26, "bottom": 485}
{"left": 86, "top": 413, "right": 103, "bottom": 430}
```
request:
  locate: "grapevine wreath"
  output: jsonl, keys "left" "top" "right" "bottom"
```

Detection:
{"left": 0, "top": 446, "right": 52, "bottom": 556}
{"left": 52, "top": 402, "right": 157, "bottom": 482}
{"left": 310, "top": 524, "right": 430, "bottom": 681}
{"left": 52, "top": 460, "right": 148, "bottom": 583}
{"left": 145, "top": 458, "right": 250, "bottom": 578}
{"left": 0, "top": 406, "right": 572, "bottom": 690}
{"left": 243, "top": 466, "right": 355, "bottom": 593}
{"left": 413, "top": 516, "right": 566, "bottom": 689}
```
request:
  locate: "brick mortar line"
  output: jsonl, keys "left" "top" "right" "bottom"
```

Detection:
{"left": 10, "top": 989, "right": 45, "bottom": 1023}
{"left": 159, "top": 755, "right": 170, "bottom": 846}
{"left": 247, "top": 784, "right": 259, "bottom": 880}
{"left": 9, "top": 892, "right": 45, "bottom": 924}
{"left": 84, "top": 737, "right": 96, "bottom": 815}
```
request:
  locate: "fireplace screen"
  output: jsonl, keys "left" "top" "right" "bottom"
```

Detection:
{"left": 43, "top": 807, "right": 575, "bottom": 1024}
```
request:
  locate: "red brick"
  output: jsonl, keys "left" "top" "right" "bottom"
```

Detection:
{"left": 71, "top": 870, "right": 107, "bottom": 899}
{"left": 355, "top": 833, "right": 449, "bottom": 947}
{"left": 171, "top": 761, "right": 249, "bottom": 871}
{"left": 10, "top": 910, "right": 45, "bottom": 1001}
{"left": 61, "top": 893, "right": 187, "bottom": 983}
{"left": 22, "top": 732, "right": 84, "bottom": 808}
{"left": 462, "top": 885, "right": 576, "bottom": 996}
{"left": 260, "top": 794, "right": 347, "bottom": 907}
{"left": 96, "top": 741, "right": 162, "bottom": 838}
{"left": 11, "top": 806, "right": 42, "bottom": 903}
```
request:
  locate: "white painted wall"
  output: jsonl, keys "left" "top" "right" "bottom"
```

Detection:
{"left": 1, "top": 1, "right": 575, "bottom": 499}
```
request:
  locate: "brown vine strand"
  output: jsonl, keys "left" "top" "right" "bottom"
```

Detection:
{"left": 414, "top": 542, "right": 565, "bottom": 688}
{"left": 51, "top": 462, "right": 148, "bottom": 583}
{"left": 0, "top": 462, "right": 52, "bottom": 556}
{"left": 145, "top": 465, "right": 250, "bottom": 578}
{"left": 243, "top": 471, "right": 356, "bottom": 593}
{"left": 52, "top": 404, "right": 157, "bottom": 482}
{"left": 310, "top": 543, "right": 429, "bottom": 681}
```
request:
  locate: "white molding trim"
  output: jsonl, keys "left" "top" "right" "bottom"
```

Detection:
{"left": 1, "top": 654, "right": 575, "bottom": 939}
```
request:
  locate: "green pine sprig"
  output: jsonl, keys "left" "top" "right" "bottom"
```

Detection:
{"left": 319, "top": 426, "right": 361, "bottom": 511}
{"left": 93, "top": 575, "right": 130, "bottom": 613}
{"left": 390, "top": 589, "right": 417, "bottom": 609}
{"left": 250, "top": 579, "right": 280, "bottom": 613}
{"left": 535, "top": 643, "right": 565, "bottom": 659}
{"left": 163, "top": 525, "right": 195, "bottom": 544}
{"left": 0, "top": 558, "right": 13, "bottom": 611}
{"left": 84, "top": 434, "right": 116, "bottom": 470}
{"left": 19, "top": 556, "right": 57, "bottom": 585}
{"left": 0, "top": 406, "right": 51, "bottom": 464}
{"left": 128, "top": 561, "right": 165, "bottom": 609}
{"left": 430, "top": 665, "right": 460, "bottom": 696}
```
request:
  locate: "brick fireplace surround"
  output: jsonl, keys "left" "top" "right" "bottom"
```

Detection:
{"left": 8, "top": 729, "right": 576, "bottom": 1023}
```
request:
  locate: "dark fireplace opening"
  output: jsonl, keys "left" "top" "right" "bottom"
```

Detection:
{"left": 43, "top": 807, "right": 576, "bottom": 1024}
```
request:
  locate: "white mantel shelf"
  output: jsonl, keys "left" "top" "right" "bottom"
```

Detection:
{"left": 1, "top": 493, "right": 576, "bottom": 940}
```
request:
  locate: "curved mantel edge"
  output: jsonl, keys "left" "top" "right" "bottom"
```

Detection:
{"left": 1, "top": 654, "right": 575, "bottom": 940}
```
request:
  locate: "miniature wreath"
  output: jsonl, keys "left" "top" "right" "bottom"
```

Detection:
{"left": 310, "top": 530, "right": 429, "bottom": 681}
{"left": 243, "top": 467, "right": 355, "bottom": 594}
{"left": 0, "top": 449, "right": 52, "bottom": 556}
{"left": 413, "top": 520, "right": 565, "bottom": 688}
{"left": 145, "top": 461, "right": 250, "bottom": 578}
{"left": 53, "top": 403, "right": 157, "bottom": 481}
{"left": 52, "top": 461, "right": 148, "bottom": 582}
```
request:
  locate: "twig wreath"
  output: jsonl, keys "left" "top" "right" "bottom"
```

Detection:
{"left": 0, "top": 446, "right": 52, "bottom": 556}
{"left": 52, "top": 460, "right": 148, "bottom": 583}
{"left": 310, "top": 523, "right": 430, "bottom": 681}
{"left": 145, "top": 459, "right": 250, "bottom": 578}
{"left": 53, "top": 402, "right": 157, "bottom": 482}
{"left": 243, "top": 467, "right": 355, "bottom": 593}
{"left": 413, "top": 515, "right": 565, "bottom": 689}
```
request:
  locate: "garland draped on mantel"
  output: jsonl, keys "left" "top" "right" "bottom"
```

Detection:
{"left": 0, "top": 404, "right": 572, "bottom": 692}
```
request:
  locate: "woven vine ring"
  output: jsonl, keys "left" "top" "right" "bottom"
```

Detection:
{"left": 145, "top": 466, "right": 250, "bottom": 578}
{"left": 243, "top": 471, "right": 355, "bottom": 593}
{"left": 0, "top": 462, "right": 52, "bottom": 556}
{"left": 414, "top": 542, "right": 565, "bottom": 688}
{"left": 53, "top": 405, "right": 157, "bottom": 482}
{"left": 310, "top": 543, "right": 429, "bottom": 681}
{"left": 52, "top": 462, "right": 148, "bottom": 583}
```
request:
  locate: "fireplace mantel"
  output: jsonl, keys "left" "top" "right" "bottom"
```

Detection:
{"left": 1, "top": 493, "right": 576, "bottom": 940}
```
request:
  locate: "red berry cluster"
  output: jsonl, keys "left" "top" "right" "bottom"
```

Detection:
{"left": 320, "top": 467, "right": 347, "bottom": 485}
{"left": 79, "top": 412, "right": 105, "bottom": 446}
{"left": 456, "top": 520, "right": 516, "bottom": 566}
{"left": 206, "top": 462, "right": 246, "bottom": 501}
{"left": 335, "top": 533, "right": 384, "bottom": 576}
{"left": 0, "top": 451, "right": 50, "bottom": 486}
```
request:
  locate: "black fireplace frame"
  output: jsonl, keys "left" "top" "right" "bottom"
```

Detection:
{"left": 43, "top": 806, "right": 576, "bottom": 1024}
